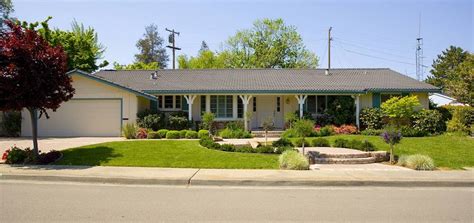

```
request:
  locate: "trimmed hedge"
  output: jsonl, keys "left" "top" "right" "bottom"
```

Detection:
{"left": 310, "top": 138, "right": 330, "bottom": 147}
{"left": 147, "top": 131, "right": 160, "bottom": 139}
{"left": 185, "top": 131, "right": 198, "bottom": 139}
{"left": 198, "top": 129, "right": 210, "bottom": 138}
{"left": 157, "top": 129, "right": 169, "bottom": 138}
{"left": 166, "top": 130, "right": 181, "bottom": 139}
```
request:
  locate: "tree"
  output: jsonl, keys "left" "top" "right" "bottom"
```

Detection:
{"left": 0, "top": 21, "right": 74, "bottom": 157}
{"left": 426, "top": 46, "right": 473, "bottom": 105}
{"left": 381, "top": 126, "right": 402, "bottom": 164}
{"left": 0, "top": 0, "right": 13, "bottom": 32}
{"left": 293, "top": 119, "right": 314, "bottom": 154}
{"left": 381, "top": 96, "right": 421, "bottom": 126}
{"left": 178, "top": 50, "right": 227, "bottom": 69}
{"left": 223, "top": 18, "right": 318, "bottom": 68}
{"left": 135, "top": 24, "right": 168, "bottom": 68}
{"left": 113, "top": 61, "right": 159, "bottom": 70}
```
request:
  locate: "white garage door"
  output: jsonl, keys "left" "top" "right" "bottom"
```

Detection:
{"left": 33, "top": 99, "right": 122, "bottom": 137}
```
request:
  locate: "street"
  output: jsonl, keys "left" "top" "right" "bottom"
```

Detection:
{"left": 0, "top": 180, "right": 472, "bottom": 222}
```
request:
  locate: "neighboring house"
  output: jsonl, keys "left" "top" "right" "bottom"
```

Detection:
{"left": 21, "top": 68, "right": 440, "bottom": 137}
{"left": 429, "top": 93, "right": 467, "bottom": 107}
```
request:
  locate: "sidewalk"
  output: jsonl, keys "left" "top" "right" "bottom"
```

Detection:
{"left": 1, "top": 165, "right": 473, "bottom": 187}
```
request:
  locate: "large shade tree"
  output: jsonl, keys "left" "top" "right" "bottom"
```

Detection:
{"left": 0, "top": 0, "right": 14, "bottom": 32}
{"left": 0, "top": 21, "right": 74, "bottom": 156}
{"left": 135, "top": 23, "right": 168, "bottom": 68}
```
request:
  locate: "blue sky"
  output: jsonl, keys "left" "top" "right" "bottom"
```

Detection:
{"left": 13, "top": 0, "right": 473, "bottom": 79}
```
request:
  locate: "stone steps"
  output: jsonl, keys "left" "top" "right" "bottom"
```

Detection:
{"left": 313, "top": 157, "right": 377, "bottom": 164}
{"left": 307, "top": 150, "right": 387, "bottom": 165}
{"left": 316, "top": 153, "right": 371, "bottom": 159}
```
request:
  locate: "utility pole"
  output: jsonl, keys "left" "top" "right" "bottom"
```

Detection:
{"left": 415, "top": 14, "right": 424, "bottom": 81}
{"left": 165, "top": 28, "right": 181, "bottom": 69}
{"left": 328, "top": 27, "right": 332, "bottom": 70}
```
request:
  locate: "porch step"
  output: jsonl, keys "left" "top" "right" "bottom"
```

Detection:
{"left": 313, "top": 157, "right": 376, "bottom": 164}
{"left": 252, "top": 131, "right": 284, "bottom": 138}
{"left": 316, "top": 153, "right": 371, "bottom": 159}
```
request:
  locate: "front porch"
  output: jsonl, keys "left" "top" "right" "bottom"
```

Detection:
{"left": 150, "top": 94, "right": 367, "bottom": 130}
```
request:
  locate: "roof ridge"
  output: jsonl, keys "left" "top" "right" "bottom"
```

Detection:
{"left": 96, "top": 67, "right": 392, "bottom": 72}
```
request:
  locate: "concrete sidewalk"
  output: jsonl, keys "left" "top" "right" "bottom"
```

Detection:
{"left": 1, "top": 165, "right": 473, "bottom": 187}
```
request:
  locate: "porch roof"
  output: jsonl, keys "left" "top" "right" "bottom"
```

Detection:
{"left": 92, "top": 68, "right": 440, "bottom": 94}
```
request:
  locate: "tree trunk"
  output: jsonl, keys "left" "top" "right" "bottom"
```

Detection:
{"left": 302, "top": 140, "right": 305, "bottom": 155}
{"left": 28, "top": 108, "right": 39, "bottom": 157}
{"left": 265, "top": 130, "right": 268, "bottom": 146}
{"left": 390, "top": 144, "right": 394, "bottom": 164}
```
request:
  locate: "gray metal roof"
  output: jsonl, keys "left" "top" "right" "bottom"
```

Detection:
{"left": 91, "top": 68, "right": 440, "bottom": 94}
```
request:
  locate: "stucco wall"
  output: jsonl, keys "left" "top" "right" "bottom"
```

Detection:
{"left": 359, "top": 93, "right": 372, "bottom": 110}
{"left": 412, "top": 92, "right": 430, "bottom": 109}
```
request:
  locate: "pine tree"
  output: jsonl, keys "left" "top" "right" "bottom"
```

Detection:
{"left": 135, "top": 24, "right": 169, "bottom": 68}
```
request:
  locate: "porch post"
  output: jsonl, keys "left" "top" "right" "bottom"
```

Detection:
{"left": 184, "top": 95, "right": 197, "bottom": 121}
{"left": 354, "top": 95, "right": 360, "bottom": 129}
{"left": 295, "top": 95, "right": 308, "bottom": 118}
{"left": 239, "top": 95, "right": 253, "bottom": 131}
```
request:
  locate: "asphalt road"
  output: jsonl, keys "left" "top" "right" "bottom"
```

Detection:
{"left": 0, "top": 181, "right": 472, "bottom": 223}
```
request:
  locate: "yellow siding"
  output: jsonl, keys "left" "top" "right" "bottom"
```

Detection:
{"left": 359, "top": 93, "right": 372, "bottom": 110}
{"left": 412, "top": 92, "right": 430, "bottom": 109}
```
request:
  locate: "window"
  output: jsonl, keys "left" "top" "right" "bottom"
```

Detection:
{"left": 253, "top": 98, "right": 257, "bottom": 112}
{"left": 175, "top": 96, "right": 181, "bottom": 109}
{"left": 381, "top": 94, "right": 401, "bottom": 103}
{"left": 200, "top": 96, "right": 206, "bottom": 114}
{"left": 158, "top": 96, "right": 162, "bottom": 109}
{"left": 317, "top": 96, "right": 326, "bottom": 113}
{"left": 306, "top": 96, "right": 316, "bottom": 113}
{"left": 276, "top": 97, "right": 281, "bottom": 112}
{"left": 164, "top": 96, "right": 174, "bottom": 108}
{"left": 238, "top": 97, "right": 243, "bottom": 118}
{"left": 211, "top": 95, "right": 233, "bottom": 118}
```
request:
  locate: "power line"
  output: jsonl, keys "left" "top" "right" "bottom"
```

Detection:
{"left": 333, "top": 37, "right": 412, "bottom": 55}
{"left": 333, "top": 38, "right": 413, "bottom": 60}
{"left": 336, "top": 44, "right": 417, "bottom": 66}
{"left": 165, "top": 28, "right": 181, "bottom": 69}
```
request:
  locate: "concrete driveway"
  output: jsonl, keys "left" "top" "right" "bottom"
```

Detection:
{"left": 0, "top": 137, "right": 124, "bottom": 154}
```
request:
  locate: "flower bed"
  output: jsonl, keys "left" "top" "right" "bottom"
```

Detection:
{"left": 2, "top": 146, "right": 62, "bottom": 165}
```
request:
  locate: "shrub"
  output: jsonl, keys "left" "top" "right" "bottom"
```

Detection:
{"left": 157, "top": 129, "right": 169, "bottom": 138}
{"left": 235, "top": 146, "right": 254, "bottom": 153}
{"left": 3, "top": 146, "right": 28, "bottom": 164}
{"left": 326, "top": 96, "right": 355, "bottom": 125}
{"left": 166, "top": 130, "right": 181, "bottom": 139}
{"left": 137, "top": 114, "right": 163, "bottom": 131}
{"left": 201, "top": 112, "right": 215, "bottom": 131}
{"left": 333, "top": 138, "right": 349, "bottom": 148}
{"left": 284, "top": 112, "right": 299, "bottom": 128}
{"left": 318, "top": 125, "right": 334, "bottom": 136}
{"left": 137, "top": 109, "right": 158, "bottom": 120}
{"left": 136, "top": 128, "right": 148, "bottom": 139}
{"left": 1, "top": 111, "right": 21, "bottom": 137}
{"left": 38, "top": 150, "right": 62, "bottom": 164}
{"left": 279, "top": 150, "right": 309, "bottom": 170}
{"left": 255, "top": 145, "right": 274, "bottom": 154}
{"left": 333, "top": 124, "right": 358, "bottom": 134}
{"left": 292, "top": 138, "right": 310, "bottom": 147}
{"left": 412, "top": 109, "right": 445, "bottom": 134}
{"left": 399, "top": 126, "right": 428, "bottom": 137}
{"left": 381, "top": 96, "right": 421, "bottom": 124}
{"left": 446, "top": 106, "right": 473, "bottom": 134}
{"left": 147, "top": 131, "right": 160, "bottom": 139}
{"left": 185, "top": 131, "right": 198, "bottom": 139}
{"left": 310, "top": 138, "right": 330, "bottom": 147}
{"left": 122, "top": 123, "right": 138, "bottom": 139}
{"left": 225, "top": 121, "right": 245, "bottom": 130}
{"left": 313, "top": 113, "right": 334, "bottom": 127}
{"left": 405, "top": 154, "right": 435, "bottom": 170}
{"left": 281, "top": 128, "right": 298, "bottom": 138}
{"left": 272, "top": 138, "right": 292, "bottom": 147}
{"left": 179, "top": 130, "right": 189, "bottom": 138}
{"left": 219, "top": 128, "right": 251, "bottom": 139}
{"left": 274, "top": 146, "right": 294, "bottom": 154}
{"left": 199, "top": 137, "right": 215, "bottom": 148}
{"left": 167, "top": 115, "right": 189, "bottom": 130}
{"left": 220, "top": 144, "right": 236, "bottom": 152}
{"left": 360, "top": 108, "right": 384, "bottom": 130}
{"left": 360, "top": 129, "right": 384, "bottom": 136}
{"left": 198, "top": 129, "right": 210, "bottom": 138}
{"left": 360, "top": 139, "right": 375, "bottom": 151}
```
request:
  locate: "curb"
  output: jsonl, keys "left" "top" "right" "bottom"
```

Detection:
{"left": 2, "top": 173, "right": 473, "bottom": 188}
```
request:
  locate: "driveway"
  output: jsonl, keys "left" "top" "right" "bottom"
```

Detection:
{"left": 0, "top": 137, "right": 124, "bottom": 154}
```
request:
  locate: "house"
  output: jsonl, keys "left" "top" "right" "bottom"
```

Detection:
{"left": 21, "top": 68, "right": 440, "bottom": 137}
{"left": 429, "top": 93, "right": 467, "bottom": 107}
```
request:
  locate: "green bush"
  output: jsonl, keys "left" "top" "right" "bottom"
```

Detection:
{"left": 272, "top": 138, "right": 292, "bottom": 147}
{"left": 1, "top": 111, "right": 21, "bottom": 137}
{"left": 199, "top": 137, "right": 221, "bottom": 150}
{"left": 220, "top": 144, "right": 236, "bottom": 152}
{"left": 201, "top": 112, "right": 215, "bottom": 131}
{"left": 284, "top": 112, "right": 299, "bottom": 128}
{"left": 235, "top": 146, "right": 254, "bottom": 153}
{"left": 348, "top": 139, "right": 364, "bottom": 150}
{"left": 326, "top": 96, "right": 355, "bottom": 125}
{"left": 360, "top": 129, "right": 384, "bottom": 136}
{"left": 318, "top": 125, "right": 334, "bottom": 136}
{"left": 4, "top": 146, "right": 28, "bottom": 164}
{"left": 122, "top": 123, "right": 138, "bottom": 139}
{"left": 446, "top": 106, "right": 473, "bottom": 134}
{"left": 147, "top": 131, "right": 160, "bottom": 139}
{"left": 166, "top": 130, "right": 181, "bottom": 139}
{"left": 360, "top": 108, "right": 384, "bottom": 130}
{"left": 405, "top": 154, "right": 435, "bottom": 170}
{"left": 400, "top": 126, "right": 428, "bottom": 137}
{"left": 137, "top": 114, "right": 163, "bottom": 131}
{"left": 274, "top": 146, "right": 294, "bottom": 154}
{"left": 292, "top": 138, "right": 310, "bottom": 147}
{"left": 310, "top": 138, "right": 330, "bottom": 147}
{"left": 157, "top": 129, "right": 169, "bottom": 138}
{"left": 219, "top": 128, "right": 251, "bottom": 139}
{"left": 167, "top": 115, "right": 189, "bottom": 130}
{"left": 279, "top": 150, "right": 309, "bottom": 170}
{"left": 185, "top": 131, "right": 198, "bottom": 139}
{"left": 225, "top": 121, "right": 245, "bottom": 130}
{"left": 333, "top": 138, "right": 349, "bottom": 148}
{"left": 179, "top": 130, "right": 189, "bottom": 138}
{"left": 255, "top": 145, "right": 274, "bottom": 154}
{"left": 381, "top": 95, "right": 421, "bottom": 123}
{"left": 360, "top": 140, "right": 375, "bottom": 151}
{"left": 412, "top": 109, "right": 445, "bottom": 134}
{"left": 281, "top": 128, "right": 298, "bottom": 138}
{"left": 198, "top": 129, "right": 210, "bottom": 138}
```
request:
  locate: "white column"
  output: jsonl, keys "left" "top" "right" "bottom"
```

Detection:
{"left": 184, "top": 95, "right": 197, "bottom": 121}
{"left": 239, "top": 95, "right": 253, "bottom": 131}
{"left": 205, "top": 95, "right": 211, "bottom": 112}
{"left": 232, "top": 95, "right": 238, "bottom": 119}
{"left": 295, "top": 95, "right": 308, "bottom": 118}
{"left": 355, "top": 95, "right": 360, "bottom": 129}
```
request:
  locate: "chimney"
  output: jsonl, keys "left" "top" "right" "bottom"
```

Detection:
{"left": 150, "top": 71, "right": 158, "bottom": 80}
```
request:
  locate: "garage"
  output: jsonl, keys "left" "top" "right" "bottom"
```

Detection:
{"left": 22, "top": 99, "right": 122, "bottom": 137}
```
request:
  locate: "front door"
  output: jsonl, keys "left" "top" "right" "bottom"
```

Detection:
{"left": 256, "top": 96, "right": 284, "bottom": 129}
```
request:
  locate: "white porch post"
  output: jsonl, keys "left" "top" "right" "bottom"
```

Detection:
{"left": 184, "top": 95, "right": 197, "bottom": 121}
{"left": 239, "top": 95, "right": 253, "bottom": 131}
{"left": 355, "top": 95, "right": 360, "bottom": 129}
{"left": 295, "top": 95, "right": 308, "bottom": 118}
{"left": 205, "top": 95, "right": 211, "bottom": 112}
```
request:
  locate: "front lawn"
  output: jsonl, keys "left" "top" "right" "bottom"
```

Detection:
{"left": 55, "top": 140, "right": 279, "bottom": 169}
{"left": 300, "top": 135, "right": 474, "bottom": 169}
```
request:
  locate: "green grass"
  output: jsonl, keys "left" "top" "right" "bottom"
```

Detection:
{"left": 297, "top": 135, "right": 474, "bottom": 169}
{"left": 55, "top": 140, "right": 278, "bottom": 169}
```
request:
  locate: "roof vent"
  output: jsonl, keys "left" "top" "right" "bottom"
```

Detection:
{"left": 325, "top": 69, "right": 330, "bottom": 75}
{"left": 150, "top": 71, "right": 158, "bottom": 80}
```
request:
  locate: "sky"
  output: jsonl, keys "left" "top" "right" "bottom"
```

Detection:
{"left": 12, "top": 0, "right": 473, "bottom": 80}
